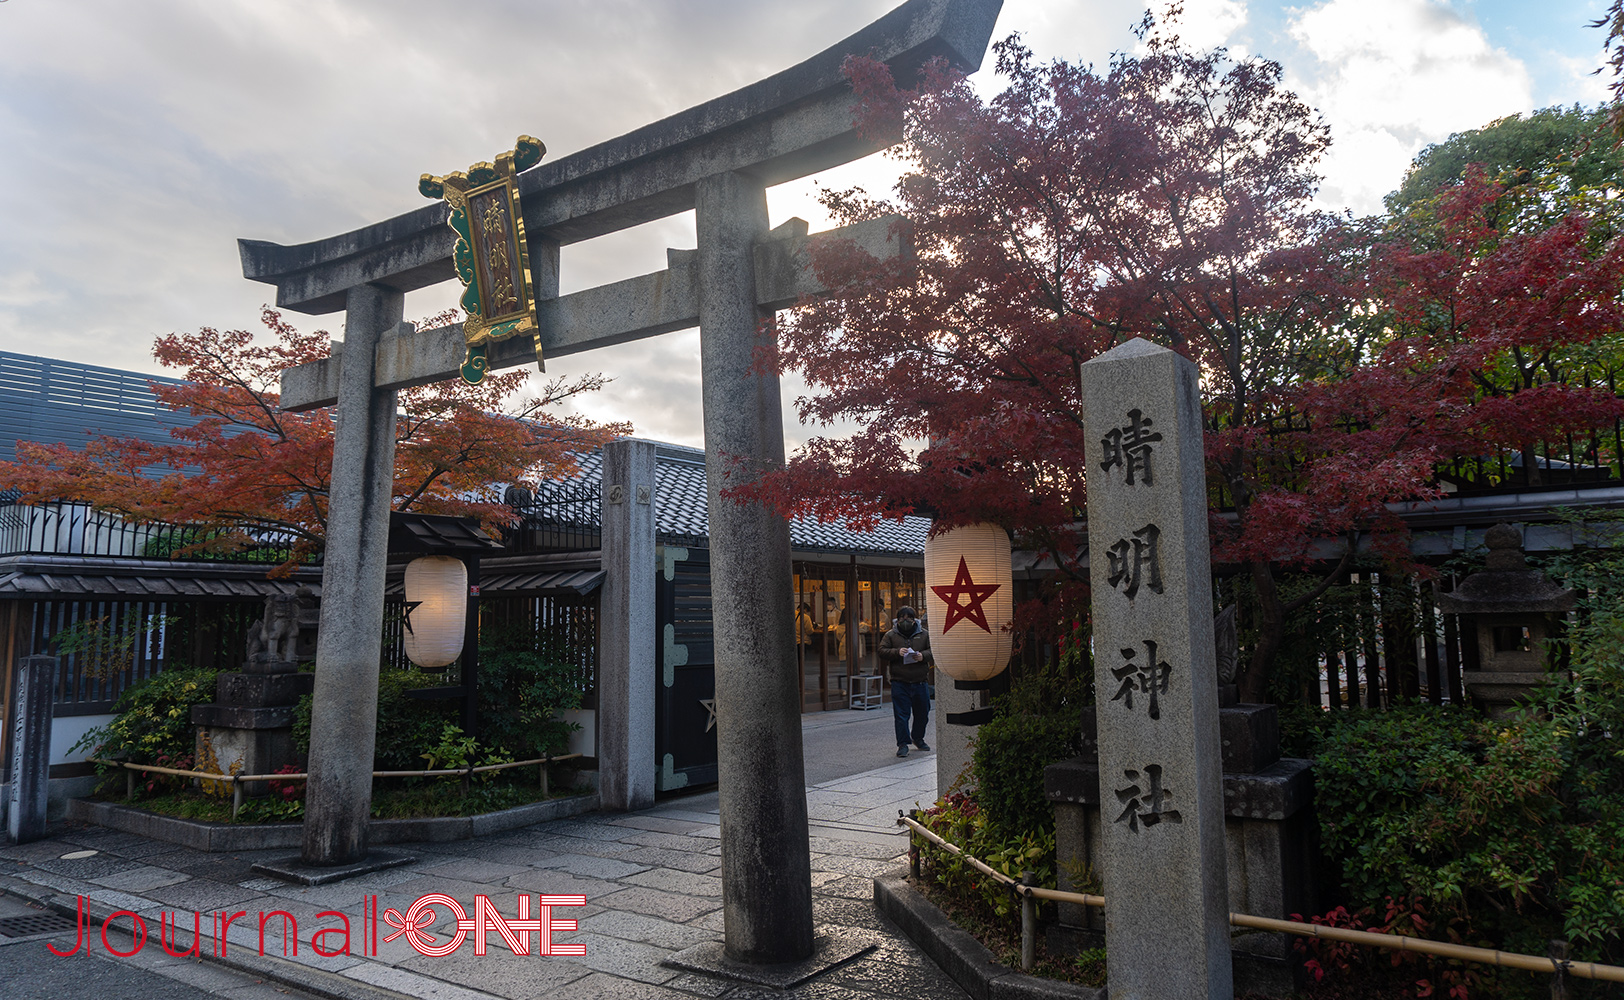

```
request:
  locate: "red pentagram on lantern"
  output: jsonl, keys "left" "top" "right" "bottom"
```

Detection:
{"left": 932, "top": 557, "right": 1001, "bottom": 634}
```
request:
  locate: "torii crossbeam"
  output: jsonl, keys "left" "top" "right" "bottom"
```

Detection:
{"left": 248, "top": 0, "right": 1001, "bottom": 969}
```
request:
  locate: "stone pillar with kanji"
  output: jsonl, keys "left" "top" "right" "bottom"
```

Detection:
{"left": 1081, "top": 338, "right": 1232, "bottom": 999}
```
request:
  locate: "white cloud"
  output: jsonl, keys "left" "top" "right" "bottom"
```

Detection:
{"left": 1555, "top": 52, "right": 1614, "bottom": 107}
{"left": 1170, "top": 0, "right": 1249, "bottom": 52}
{"left": 1285, "top": 0, "right": 1533, "bottom": 214}
{"left": 0, "top": 0, "right": 902, "bottom": 449}
{"left": 0, "top": 0, "right": 1571, "bottom": 450}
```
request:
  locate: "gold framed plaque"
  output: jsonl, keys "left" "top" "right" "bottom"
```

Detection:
{"left": 420, "top": 136, "right": 546, "bottom": 383}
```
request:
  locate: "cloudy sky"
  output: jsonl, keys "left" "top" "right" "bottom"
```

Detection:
{"left": 0, "top": 0, "right": 1613, "bottom": 451}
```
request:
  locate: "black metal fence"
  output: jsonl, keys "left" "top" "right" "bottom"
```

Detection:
{"left": 0, "top": 502, "right": 310, "bottom": 565}
{"left": 502, "top": 485, "right": 601, "bottom": 555}
{"left": 1300, "top": 570, "right": 1467, "bottom": 710}
{"left": 486, "top": 594, "right": 600, "bottom": 705}
{"left": 1006, "top": 569, "right": 1502, "bottom": 713}
{"left": 380, "top": 592, "right": 599, "bottom": 704}
{"left": 21, "top": 598, "right": 264, "bottom": 715}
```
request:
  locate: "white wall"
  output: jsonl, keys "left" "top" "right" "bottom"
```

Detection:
{"left": 49, "top": 713, "right": 114, "bottom": 766}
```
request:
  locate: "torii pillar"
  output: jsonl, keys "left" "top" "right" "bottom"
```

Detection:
{"left": 301, "top": 285, "right": 402, "bottom": 863}
{"left": 696, "top": 172, "right": 813, "bottom": 959}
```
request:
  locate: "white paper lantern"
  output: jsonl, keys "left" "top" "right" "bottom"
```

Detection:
{"left": 403, "top": 555, "right": 467, "bottom": 669}
{"left": 924, "top": 523, "right": 1013, "bottom": 681}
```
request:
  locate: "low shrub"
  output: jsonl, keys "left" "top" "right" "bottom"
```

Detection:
{"left": 71, "top": 667, "right": 220, "bottom": 767}
{"left": 1314, "top": 703, "right": 1624, "bottom": 977}
{"left": 919, "top": 792, "right": 1057, "bottom": 919}
{"left": 159, "top": 777, "right": 564, "bottom": 824}
{"left": 292, "top": 667, "right": 458, "bottom": 770}
{"left": 971, "top": 711, "right": 1084, "bottom": 838}
{"left": 477, "top": 623, "right": 584, "bottom": 760}
{"left": 1292, "top": 898, "right": 1510, "bottom": 1000}
{"left": 969, "top": 649, "right": 1090, "bottom": 838}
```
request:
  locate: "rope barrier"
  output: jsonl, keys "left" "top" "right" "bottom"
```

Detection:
{"left": 897, "top": 813, "right": 1624, "bottom": 984}
{"left": 93, "top": 754, "right": 584, "bottom": 820}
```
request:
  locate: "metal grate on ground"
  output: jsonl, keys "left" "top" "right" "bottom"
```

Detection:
{"left": 0, "top": 912, "right": 78, "bottom": 938}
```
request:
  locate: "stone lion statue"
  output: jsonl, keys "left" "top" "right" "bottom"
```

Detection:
{"left": 247, "top": 592, "right": 302, "bottom": 664}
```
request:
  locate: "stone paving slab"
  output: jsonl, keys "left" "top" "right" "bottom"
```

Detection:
{"left": 531, "top": 851, "right": 653, "bottom": 880}
{"left": 616, "top": 846, "right": 722, "bottom": 874}
{"left": 2, "top": 718, "right": 962, "bottom": 999}
{"left": 90, "top": 862, "right": 195, "bottom": 892}
{"left": 591, "top": 884, "right": 721, "bottom": 924}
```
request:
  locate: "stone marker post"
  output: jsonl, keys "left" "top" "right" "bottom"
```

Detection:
{"left": 302, "top": 285, "right": 404, "bottom": 865}
{"left": 7, "top": 656, "right": 56, "bottom": 844}
{"left": 697, "top": 171, "right": 816, "bottom": 964}
{"left": 1080, "top": 339, "right": 1231, "bottom": 999}
{"left": 599, "top": 437, "right": 659, "bottom": 811}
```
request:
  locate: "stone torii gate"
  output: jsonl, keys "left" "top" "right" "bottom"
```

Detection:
{"left": 247, "top": 0, "right": 1001, "bottom": 968}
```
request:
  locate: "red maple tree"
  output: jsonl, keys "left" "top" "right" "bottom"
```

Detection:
{"left": 742, "top": 22, "right": 1624, "bottom": 699}
{"left": 0, "top": 308, "right": 628, "bottom": 569}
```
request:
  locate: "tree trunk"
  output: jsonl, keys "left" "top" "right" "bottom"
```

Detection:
{"left": 1522, "top": 443, "right": 1542, "bottom": 486}
{"left": 1239, "top": 560, "right": 1285, "bottom": 704}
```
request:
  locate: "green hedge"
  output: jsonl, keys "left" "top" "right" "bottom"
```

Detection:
{"left": 1315, "top": 703, "right": 1624, "bottom": 968}
{"left": 970, "top": 710, "right": 1084, "bottom": 838}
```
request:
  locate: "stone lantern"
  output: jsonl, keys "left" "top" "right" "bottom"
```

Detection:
{"left": 1436, "top": 523, "right": 1575, "bottom": 718}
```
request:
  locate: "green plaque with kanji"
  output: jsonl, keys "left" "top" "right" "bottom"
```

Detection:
{"left": 420, "top": 136, "right": 546, "bottom": 383}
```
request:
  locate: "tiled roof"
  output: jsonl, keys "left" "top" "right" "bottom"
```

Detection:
{"left": 538, "top": 441, "right": 927, "bottom": 557}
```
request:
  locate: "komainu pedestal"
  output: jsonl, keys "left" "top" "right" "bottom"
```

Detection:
{"left": 191, "top": 589, "right": 318, "bottom": 794}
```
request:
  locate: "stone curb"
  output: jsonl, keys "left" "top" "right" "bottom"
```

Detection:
{"left": 873, "top": 872, "right": 1104, "bottom": 1000}
{"left": 0, "top": 875, "right": 419, "bottom": 1000}
{"left": 65, "top": 792, "right": 600, "bottom": 852}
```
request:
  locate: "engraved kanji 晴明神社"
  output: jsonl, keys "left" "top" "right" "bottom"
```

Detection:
{"left": 1114, "top": 764, "right": 1182, "bottom": 832}
{"left": 1110, "top": 639, "right": 1172, "bottom": 719}
{"left": 1099, "top": 408, "right": 1163, "bottom": 486}
{"left": 1106, "top": 523, "right": 1162, "bottom": 599}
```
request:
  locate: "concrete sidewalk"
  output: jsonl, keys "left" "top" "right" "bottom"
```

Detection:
{"left": 0, "top": 711, "right": 960, "bottom": 999}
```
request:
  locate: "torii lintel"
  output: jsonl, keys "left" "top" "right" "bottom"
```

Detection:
{"left": 236, "top": 0, "right": 1002, "bottom": 314}
{"left": 276, "top": 213, "right": 907, "bottom": 411}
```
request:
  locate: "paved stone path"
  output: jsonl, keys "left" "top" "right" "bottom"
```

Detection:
{"left": 1, "top": 709, "right": 960, "bottom": 999}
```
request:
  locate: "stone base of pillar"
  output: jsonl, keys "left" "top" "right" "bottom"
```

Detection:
{"left": 1462, "top": 669, "right": 1553, "bottom": 719}
{"left": 194, "top": 723, "right": 296, "bottom": 798}
{"left": 250, "top": 850, "right": 414, "bottom": 885}
{"left": 663, "top": 929, "right": 877, "bottom": 990}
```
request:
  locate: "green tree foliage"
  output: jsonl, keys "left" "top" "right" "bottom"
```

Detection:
{"left": 1386, "top": 104, "right": 1622, "bottom": 213}
{"left": 477, "top": 622, "right": 584, "bottom": 761}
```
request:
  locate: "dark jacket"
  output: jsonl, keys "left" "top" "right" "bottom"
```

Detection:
{"left": 879, "top": 622, "right": 934, "bottom": 683}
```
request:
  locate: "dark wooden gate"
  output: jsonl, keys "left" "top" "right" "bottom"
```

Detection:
{"left": 654, "top": 544, "right": 718, "bottom": 791}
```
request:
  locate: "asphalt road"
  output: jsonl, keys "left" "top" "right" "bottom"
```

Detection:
{"left": 800, "top": 699, "right": 939, "bottom": 786}
{"left": 0, "top": 893, "right": 320, "bottom": 1000}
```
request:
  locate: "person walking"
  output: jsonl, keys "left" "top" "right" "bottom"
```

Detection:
{"left": 879, "top": 606, "right": 933, "bottom": 757}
